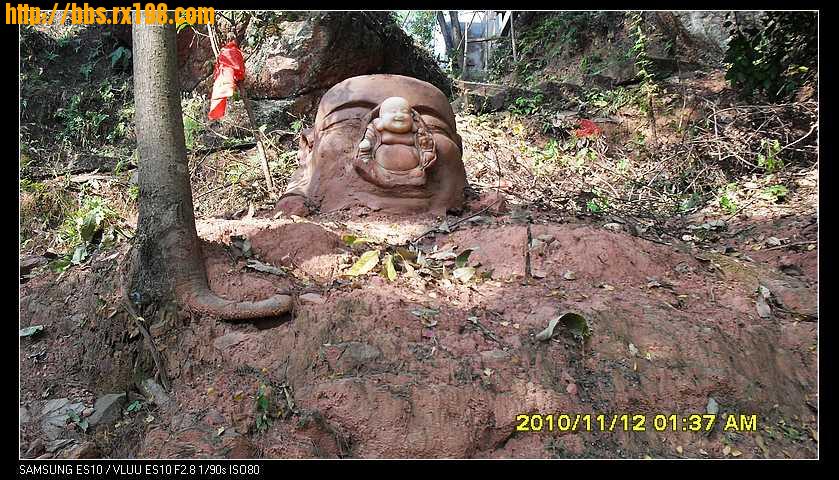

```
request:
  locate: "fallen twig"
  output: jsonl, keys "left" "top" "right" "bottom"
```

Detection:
{"left": 763, "top": 240, "right": 816, "bottom": 251}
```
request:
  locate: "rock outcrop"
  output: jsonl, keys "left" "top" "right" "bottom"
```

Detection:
{"left": 175, "top": 12, "right": 451, "bottom": 126}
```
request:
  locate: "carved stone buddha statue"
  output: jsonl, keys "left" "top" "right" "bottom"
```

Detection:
{"left": 273, "top": 74, "right": 466, "bottom": 216}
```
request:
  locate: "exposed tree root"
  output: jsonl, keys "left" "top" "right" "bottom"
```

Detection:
{"left": 178, "top": 281, "right": 293, "bottom": 322}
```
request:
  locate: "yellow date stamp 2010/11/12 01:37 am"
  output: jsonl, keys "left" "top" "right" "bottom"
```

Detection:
{"left": 515, "top": 413, "right": 758, "bottom": 433}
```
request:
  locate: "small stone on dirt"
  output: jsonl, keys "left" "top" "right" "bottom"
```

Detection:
{"left": 213, "top": 331, "right": 250, "bottom": 350}
{"left": 470, "top": 190, "right": 508, "bottom": 214}
{"left": 45, "top": 439, "right": 74, "bottom": 453}
{"left": 334, "top": 342, "right": 381, "bottom": 371}
{"left": 603, "top": 222, "right": 623, "bottom": 231}
{"left": 25, "top": 439, "right": 44, "bottom": 458}
{"left": 39, "top": 398, "right": 84, "bottom": 440}
{"left": 707, "top": 397, "right": 719, "bottom": 415}
{"left": 139, "top": 378, "right": 171, "bottom": 410}
{"left": 299, "top": 293, "right": 326, "bottom": 305}
{"left": 88, "top": 393, "right": 127, "bottom": 427}
{"left": 65, "top": 441, "right": 99, "bottom": 459}
{"left": 20, "top": 406, "right": 31, "bottom": 423}
{"left": 563, "top": 271, "right": 577, "bottom": 281}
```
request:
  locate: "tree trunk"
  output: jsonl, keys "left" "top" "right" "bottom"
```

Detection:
{"left": 448, "top": 11, "right": 462, "bottom": 47}
{"left": 448, "top": 11, "right": 464, "bottom": 72}
{"left": 437, "top": 11, "right": 453, "bottom": 53}
{"left": 130, "top": 19, "right": 291, "bottom": 321}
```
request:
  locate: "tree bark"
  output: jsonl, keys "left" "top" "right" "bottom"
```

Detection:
{"left": 448, "top": 11, "right": 462, "bottom": 47}
{"left": 130, "top": 19, "right": 291, "bottom": 321}
{"left": 437, "top": 11, "right": 453, "bottom": 53}
{"left": 448, "top": 10, "right": 464, "bottom": 72}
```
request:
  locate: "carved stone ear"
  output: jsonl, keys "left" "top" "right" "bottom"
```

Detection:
{"left": 412, "top": 109, "right": 437, "bottom": 169}
{"left": 373, "top": 118, "right": 384, "bottom": 131}
{"left": 299, "top": 127, "right": 314, "bottom": 150}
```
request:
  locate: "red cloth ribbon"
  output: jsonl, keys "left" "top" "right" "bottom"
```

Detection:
{"left": 575, "top": 119, "right": 601, "bottom": 137}
{"left": 208, "top": 41, "right": 245, "bottom": 121}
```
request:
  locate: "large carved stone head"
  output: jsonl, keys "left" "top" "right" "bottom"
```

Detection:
{"left": 277, "top": 74, "right": 466, "bottom": 216}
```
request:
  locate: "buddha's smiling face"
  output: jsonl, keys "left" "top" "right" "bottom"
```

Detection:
{"left": 378, "top": 97, "right": 414, "bottom": 133}
{"left": 280, "top": 74, "right": 466, "bottom": 214}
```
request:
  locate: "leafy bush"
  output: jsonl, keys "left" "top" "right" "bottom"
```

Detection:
{"left": 763, "top": 184, "right": 789, "bottom": 202}
{"left": 757, "top": 138, "right": 783, "bottom": 173}
{"left": 587, "top": 195, "right": 609, "bottom": 214}
{"left": 723, "top": 12, "right": 816, "bottom": 100}
{"left": 718, "top": 184, "right": 739, "bottom": 214}
{"left": 510, "top": 94, "right": 545, "bottom": 115}
{"left": 54, "top": 195, "right": 120, "bottom": 270}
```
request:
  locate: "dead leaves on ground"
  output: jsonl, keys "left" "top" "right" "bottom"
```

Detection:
{"left": 535, "top": 312, "right": 591, "bottom": 342}
{"left": 339, "top": 235, "right": 484, "bottom": 287}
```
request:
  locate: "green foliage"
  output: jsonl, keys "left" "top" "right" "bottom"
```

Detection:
{"left": 579, "top": 54, "right": 605, "bottom": 76}
{"left": 79, "top": 62, "right": 95, "bottom": 81}
{"left": 20, "top": 25, "right": 134, "bottom": 159}
{"left": 291, "top": 119, "right": 304, "bottom": 134}
{"left": 255, "top": 384, "right": 272, "bottom": 433}
{"left": 585, "top": 87, "right": 642, "bottom": 115}
{"left": 532, "top": 138, "right": 561, "bottom": 173}
{"left": 763, "top": 184, "right": 789, "bottom": 202}
{"left": 718, "top": 184, "right": 739, "bottom": 214}
{"left": 109, "top": 46, "right": 132, "bottom": 70}
{"left": 724, "top": 12, "right": 817, "bottom": 100}
{"left": 586, "top": 195, "right": 609, "bottom": 214}
{"left": 510, "top": 93, "right": 545, "bottom": 115}
{"left": 396, "top": 11, "right": 438, "bottom": 54}
{"left": 489, "top": 12, "right": 612, "bottom": 84}
{"left": 719, "top": 194, "right": 737, "bottom": 214}
{"left": 679, "top": 192, "right": 703, "bottom": 213}
{"left": 757, "top": 139, "right": 783, "bottom": 173}
{"left": 628, "top": 12, "right": 658, "bottom": 111}
{"left": 54, "top": 195, "right": 120, "bottom": 271}
{"left": 55, "top": 93, "right": 107, "bottom": 146}
{"left": 269, "top": 150, "right": 300, "bottom": 180}
{"left": 181, "top": 95, "right": 204, "bottom": 150}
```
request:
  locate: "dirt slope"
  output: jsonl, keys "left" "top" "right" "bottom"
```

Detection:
{"left": 19, "top": 205, "right": 817, "bottom": 459}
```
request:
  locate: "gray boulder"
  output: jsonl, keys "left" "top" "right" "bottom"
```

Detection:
{"left": 87, "top": 393, "right": 126, "bottom": 427}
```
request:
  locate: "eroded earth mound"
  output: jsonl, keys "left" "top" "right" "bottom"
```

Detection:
{"left": 19, "top": 206, "right": 817, "bottom": 459}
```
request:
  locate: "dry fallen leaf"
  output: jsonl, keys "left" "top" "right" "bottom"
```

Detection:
{"left": 344, "top": 250, "right": 380, "bottom": 276}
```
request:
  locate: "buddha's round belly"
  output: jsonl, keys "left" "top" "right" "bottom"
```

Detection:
{"left": 375, "top": 144, "right": 421, "bottom": 171}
